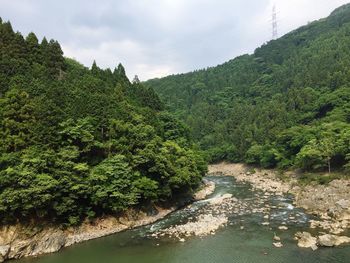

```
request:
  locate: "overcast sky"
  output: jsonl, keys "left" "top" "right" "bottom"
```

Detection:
{"left": 1, "top": 0, "right": 349, "bottom": 80}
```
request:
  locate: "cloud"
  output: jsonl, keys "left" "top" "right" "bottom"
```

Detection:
{"left": 62, "top": 38, "right": 180, "bottom": 80}
{"left": 1, "top": 0, "right": 349, "bottom": 80}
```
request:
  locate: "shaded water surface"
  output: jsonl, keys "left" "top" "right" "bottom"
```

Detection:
{"left": 16, "top": 176, "right": 350, "bottom": 263}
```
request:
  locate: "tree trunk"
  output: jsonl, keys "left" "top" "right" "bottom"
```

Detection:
{"left": 328, "top": 158, "right": 331, "bottom": 174}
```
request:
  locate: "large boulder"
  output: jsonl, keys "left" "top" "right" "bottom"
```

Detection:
{"left": 335, "top": 199, "right": 350, "bottom": 210}
{"left": 318, "top": 234, "right": 350, "bottom": 247}
{"left": 32, "top": 230, "right": 66, "bottom": 255}
{"left": 0, "top": 245, "right": 10, "bottom": 262}
{"left": 295, "top": 232, "right": 318, "bottom": 250}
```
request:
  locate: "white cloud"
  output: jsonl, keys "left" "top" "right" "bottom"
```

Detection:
{"left": 62, "top": 39, "right": 179, "bottom": 80}
{"left": 1, "top": 0, "right": 350, "bottom": 80}
{"left": 62, "top": 39, "right": 144, "bottom": 69}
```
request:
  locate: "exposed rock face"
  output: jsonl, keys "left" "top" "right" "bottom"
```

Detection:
{"left": 8, "top": 229, "right": 66, "bottom": 259}
{"left": 295, "top": 232, "right": 318, "bottom": 251}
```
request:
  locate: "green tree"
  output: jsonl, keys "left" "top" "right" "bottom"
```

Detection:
{"left": 0, "top": 88, "right": 35, "bottom": 152}
{"left": 89, "top": 155, "right": 139, "bottom": 212}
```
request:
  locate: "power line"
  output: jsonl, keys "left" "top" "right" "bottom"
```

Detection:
{"left": 272, "top": 4, "right": 278, "bottom": 39}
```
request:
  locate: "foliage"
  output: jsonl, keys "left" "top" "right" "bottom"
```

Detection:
{"left": 0, "top": 19, "right": 206, "bottom": 225}
{"left": 145, "top": 4, "right": 350, "bottom": 173}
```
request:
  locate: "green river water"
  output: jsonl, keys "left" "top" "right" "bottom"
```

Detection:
{"left": 16, "top": 176, "right": 350, "bottom": 263}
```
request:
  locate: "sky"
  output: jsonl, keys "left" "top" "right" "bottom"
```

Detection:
{"left": 1, "top": 0, "right": 349, "bottom": 80}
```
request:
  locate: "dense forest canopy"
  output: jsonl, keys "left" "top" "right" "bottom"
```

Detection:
{"left": 145, "top": 4, "right": 350, "bottom": 173}
{"left": 0, "top": 18, "right": 206, "bottom": 225}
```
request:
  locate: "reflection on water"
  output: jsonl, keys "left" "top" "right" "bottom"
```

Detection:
{"left": 16, "top": 176, "right": 350, "bottom": 263}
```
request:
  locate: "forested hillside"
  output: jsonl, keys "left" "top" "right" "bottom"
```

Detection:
{"left": 0, "top": 18, "right": 206, "bottom": 225}
{"left": 146, "top": 4, "right": 350, "bottom": 173}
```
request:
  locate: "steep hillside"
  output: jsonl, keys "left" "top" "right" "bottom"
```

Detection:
{"left": 146, "top": 4, "right": 350, "bottom": 172}
{"left": 0, "top": 18, "right": 206, "bottom": 225}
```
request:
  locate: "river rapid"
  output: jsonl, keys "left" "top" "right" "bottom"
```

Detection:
{"left": 16, "top": 176, "right": 350, "bottom": 263}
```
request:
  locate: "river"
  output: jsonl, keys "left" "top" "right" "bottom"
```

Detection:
{"left": 16, "top": 176, "right": 350, "bottom": 263}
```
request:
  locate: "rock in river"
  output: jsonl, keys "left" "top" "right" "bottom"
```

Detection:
{"left": 273, "top": 242, "right": 283, "bottom": 248}
{"left": 295, "top": 232, "right": 318, "bottom": 251}
{"left": 0, "top": 245, "right": 10, "bottom": 263}
{"left": 318, "top": 234, "right": 350, "bottom": 247}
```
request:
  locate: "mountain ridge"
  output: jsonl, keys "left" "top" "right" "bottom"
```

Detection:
{"left": 145, "top": 3, "right": 350, "bottom": 173}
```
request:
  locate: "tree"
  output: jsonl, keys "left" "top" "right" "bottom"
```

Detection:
{"left": 143, "top": 4, "right": 350, "bottom": 172}
{"left": 132, "top": 75, "right": 140, "bottom": 84}
{"left": 88, "top": 155, "right": 139, "bottom": 212}
{"left": 91, "top": 60, "right": 99, "bottom": 76}
{"left": 39, "top": 38, "right": 65, "bottom": 78}
{"left": 0, "top": 88, "right": 35, "bottom": 152}
{"left": 320, "top": 137, "right": 336, "bottom": 173}
{"left": 0, "top": 17, "right": 207, "bottom": 225}
{"left": 296, "top": 138, "right": 336, "bottom": 173}
{"left": 25, "top": 32, "right": 41, "bottom": 64}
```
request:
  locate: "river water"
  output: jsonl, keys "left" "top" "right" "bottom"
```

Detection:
{"left": 17, "top": 176, "right": 350, "bottom": 263}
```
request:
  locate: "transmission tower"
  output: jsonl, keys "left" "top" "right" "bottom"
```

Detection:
{"left": 272, "top": 4, "right": 278, "bottom": 39}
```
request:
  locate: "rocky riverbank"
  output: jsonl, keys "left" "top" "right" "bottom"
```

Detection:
{"left": 0, "top": 207, "right": 174, "bottom": 262}
{"left": 208, "top": 163, "right": 350, "bottom": 250}
{"left": 149, "top": 189, "right": 295, "bottom": 242}
{"left": 0, "top": 180, "right": 215, "bottom": 262}
{"left": 151, "top": 194, "right": 234, "bottom": 240}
